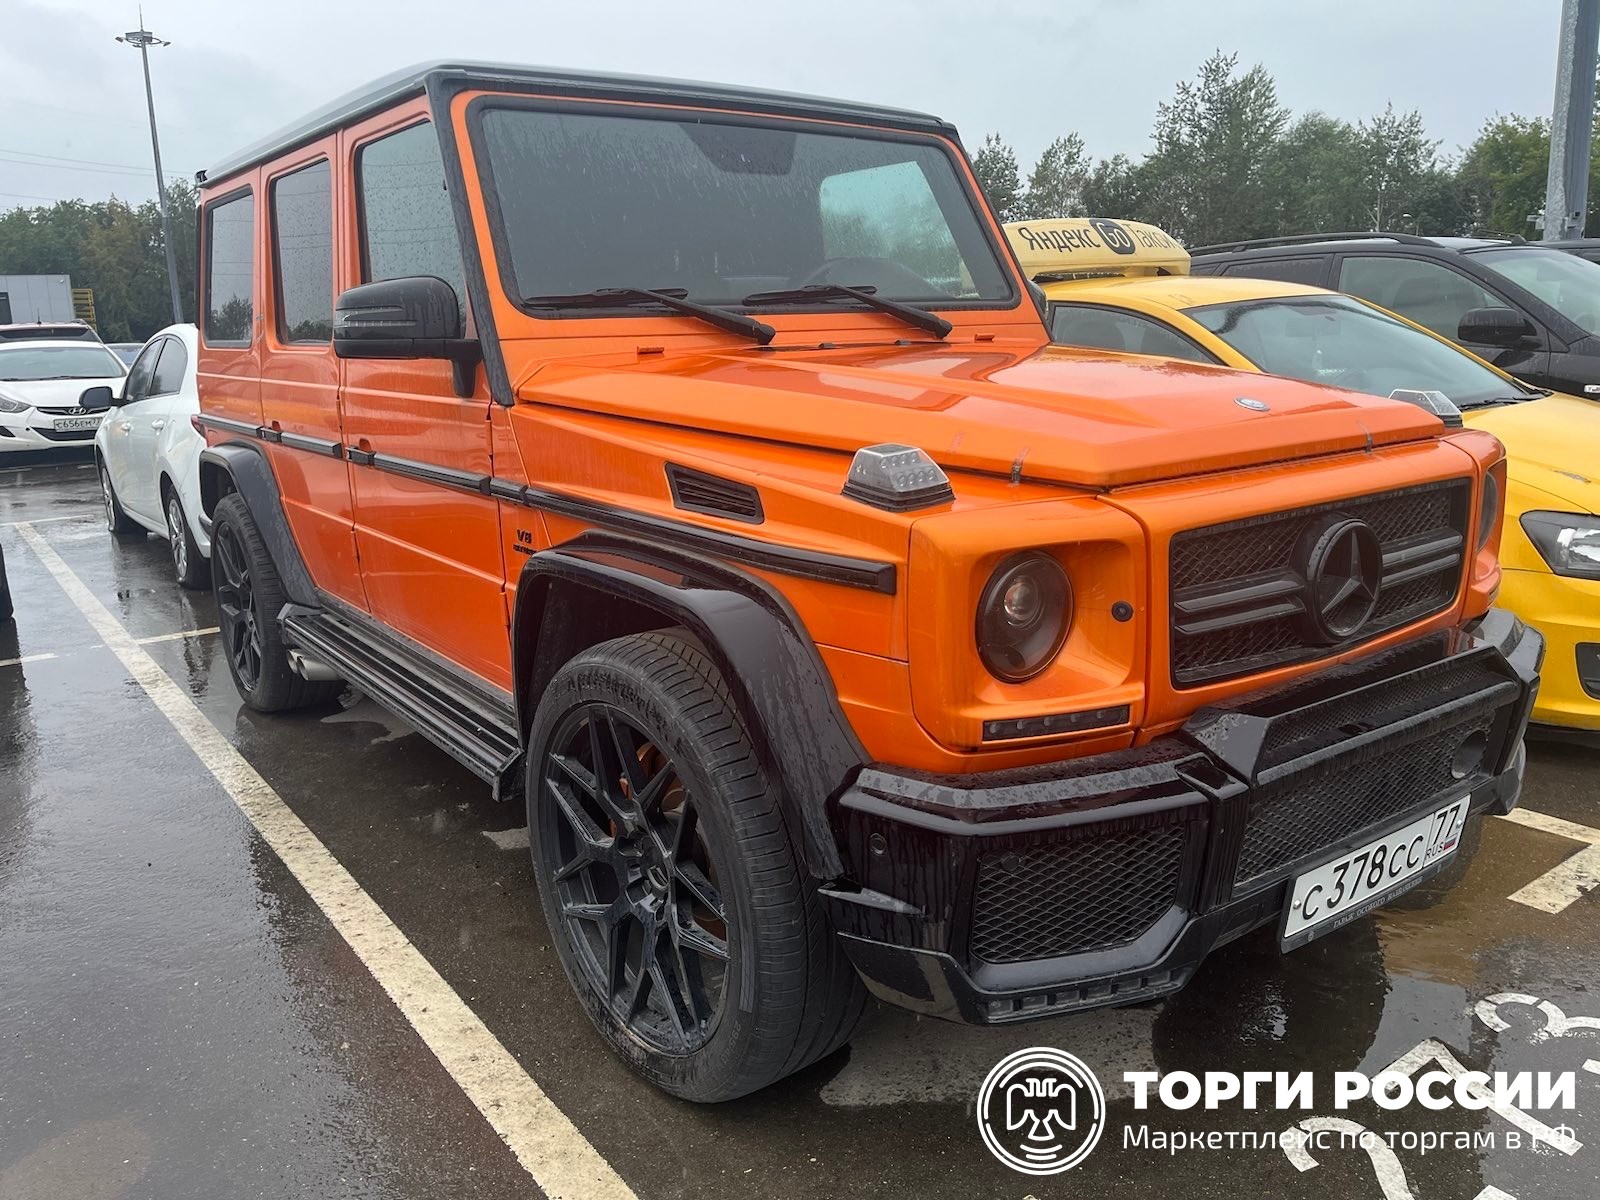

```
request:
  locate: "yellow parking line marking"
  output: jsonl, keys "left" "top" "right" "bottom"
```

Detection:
{"left": 1500, "top": 808, "right": 1600, "bottom": 913}
{"left": 15, "top": 522, "right": 636, "bottom": 1200}
{"left": 0, "top": 652, "right": 56, "bottom": 668}
{"left": 135, "top": 627, "right": 220, "bottom": 646}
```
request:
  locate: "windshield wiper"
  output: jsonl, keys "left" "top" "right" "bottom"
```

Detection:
{"left": 743, "top": 284, "right": 952, "bottom": 338}
{"left": 522, "top": 287, "right": 774, "bottom": 344}
{"left": 1458, "top": 397, "right": 1532, "bottom": 409}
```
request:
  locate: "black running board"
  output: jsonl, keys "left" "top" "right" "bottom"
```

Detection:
{"left": 281, "top": 606, "right": 522, "bottom": 799}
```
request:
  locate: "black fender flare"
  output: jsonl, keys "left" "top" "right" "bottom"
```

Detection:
{"left": 198, "top": 442, "right": 319, "bottom": 609}
{"left": 513, "top": 534, "right": 867, "bottom": 879}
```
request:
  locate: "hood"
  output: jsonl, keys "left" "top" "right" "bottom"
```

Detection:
{"left": 0, "top": 375, "right": 124, "bottom": 410}
{"left": 516, "top": 342, "right": 1444, "bottom": 488}
{"left": 1465, "top": 392, "right": 1600, "bottom": 513}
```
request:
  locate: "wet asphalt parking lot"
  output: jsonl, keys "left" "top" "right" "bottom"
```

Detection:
{"left": 3, "top": 454, "right": 1600, "bottom": 1200}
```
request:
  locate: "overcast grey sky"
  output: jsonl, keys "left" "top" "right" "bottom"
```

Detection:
{"left": 1, "top": 0, "right": 1563, "bottom": 208}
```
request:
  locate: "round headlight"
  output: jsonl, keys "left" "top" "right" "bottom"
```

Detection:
{"left": 1477, "top": 469, "right": 1502, "bottom": 552}
{"left": 976, "top": 552, "right": 1072, "bottom": 682}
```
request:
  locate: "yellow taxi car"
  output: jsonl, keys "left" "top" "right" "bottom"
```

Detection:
{"left": 1006, "top": 217, "right": 1600, "bottom": 731}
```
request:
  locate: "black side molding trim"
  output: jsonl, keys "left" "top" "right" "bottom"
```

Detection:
{"left": 280, "top": 431, "right": 343, "bottom": 457}
{"left": 508, "top": 481, "right": 896, "bottom": 594}
{"left": 198, "top": 414, "right": 262, "bottom": 439}
{"left": 372, "top": 452, "right": 492, "bottom": 494}
{"left": 196, "top": 414, "right": 897, "bottom": 594}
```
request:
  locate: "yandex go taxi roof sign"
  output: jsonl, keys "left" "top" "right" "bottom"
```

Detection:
{"left": 1006, "top": 217, "right": 1190, "bottom": 280}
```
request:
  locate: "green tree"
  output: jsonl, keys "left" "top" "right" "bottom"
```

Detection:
{"left": 971, "top": 133, "right": 1023, "bottom": 221}
{"left": 1265, "top": 113, "right": 1367, "bottom": 233}
{"left": 0, "top": 182, "right": 196, "bottom": 341}
{"left": 1458, "top": 115, "right": 1555, "bottom": 237}
{"left": 1405, "top": 165, "right": 1475, "bottom": 236}
{"left": 1141, "top": 51, "right": 1290, "bottom": 245}
{"left": 1358, "top": 103, "right": 1438, "bottom": 230}
{"left": 1019, "top": 134, "right": 1088, "bottom": 219}
{"left": 1078, "top": 155, "right": 1149, "bottom": 220}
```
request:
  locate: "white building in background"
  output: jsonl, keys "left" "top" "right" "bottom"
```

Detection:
{"left": 0, "top": 274, "right": 75, "bottom": 325}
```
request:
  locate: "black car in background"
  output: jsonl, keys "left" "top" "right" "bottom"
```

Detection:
{"left": 1190, "top": 233, "right": 1600, "bottom": 399}
{"left": 1550, "top": 238, "right": 1600, "bottom": 266}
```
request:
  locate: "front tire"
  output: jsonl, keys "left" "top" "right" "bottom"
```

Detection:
{"left": 210, "top": 493, "right": 340, "bottom": 712}
{"left": 527, "top": 632, "right": 864, "bottom": 1102}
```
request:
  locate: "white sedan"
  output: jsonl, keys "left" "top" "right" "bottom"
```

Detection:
{"left": 0, "top": 339, "right": 126, "bottom": 455}
{"left": 88, "top": 324, "right": 211, "bottom": 589}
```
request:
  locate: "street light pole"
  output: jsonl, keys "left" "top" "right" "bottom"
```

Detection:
{"left": 117, "top": 13, "right": 183, "bottom": 324}
{"left": 1544, "top": 0, "right": 1600, "bottom": 242}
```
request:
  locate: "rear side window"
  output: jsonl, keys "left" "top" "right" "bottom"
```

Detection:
{"left": 357, "top": 122, "right": 466, "bottom": 319}
{"left": 271, "top": 160, "right": 333, "bottom": 342}
{"left": 205, "top": 190, "right": 255, "bottom": 345}
{"left": 1222, "top": 256, "right": 1327, "bottom": 286}
{"left": 151, "top": 337, "right": 188, "bottom": 395}
{"left": 1049, "top": 305, "right": 1214, "bottom": 363}
{"left": 1337, "top": 256, "right": 1502, "bottom": 340}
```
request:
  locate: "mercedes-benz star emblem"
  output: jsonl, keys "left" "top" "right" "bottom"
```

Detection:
{"left": 1297, "top": 516, "right": 1382, "bottom": 643}
{"left": 1234, "top": 396, "right": 1270, "bottom": 412}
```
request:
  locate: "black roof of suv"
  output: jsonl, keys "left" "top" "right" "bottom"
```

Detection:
{"left": 1188, "top": 232, "right": 1600, "bottom": 398}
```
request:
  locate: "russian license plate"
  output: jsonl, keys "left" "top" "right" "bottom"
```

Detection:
{"left": 52, "top": 416, "right": 101, "bottom": 432}
{"left": 1282, "top": 797, "right": 1470, "bottom": 948}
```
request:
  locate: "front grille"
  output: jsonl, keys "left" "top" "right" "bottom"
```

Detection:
{"left": 1234, "top": 716, "right": 1491, "bottom": 887}
{"left": 35, "top": 427, "right": 96, "bottom": 442}
{"left": 1171, "top": 480, "right": 1470, "bottom": 686}
{"left": 970, "top": 823, "right": 1186, "bottom": 962}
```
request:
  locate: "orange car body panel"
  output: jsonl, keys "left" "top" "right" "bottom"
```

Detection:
{"left": 197, "top": 78, "right": 1505, "bottom": 776}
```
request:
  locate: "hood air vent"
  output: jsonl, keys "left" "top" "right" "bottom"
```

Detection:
{"left": 665, "top": 464, "right": 765, "bottom": 524}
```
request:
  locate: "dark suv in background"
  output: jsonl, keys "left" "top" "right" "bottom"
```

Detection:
{"left": 1190, "top": 233, "right": 1600, "bottom": 399}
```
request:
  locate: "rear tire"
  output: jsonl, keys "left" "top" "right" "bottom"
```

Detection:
{"left": 210, "top": 493, "right": 340, "bottom": 712}
{"left": 527, "top": 631, "right": 864, "bottom": 1102}
{"left": 164, "top": 486, "right": 211, "bottom": 591}
{"left": 99, "top": 462, "right": 140, "bottom": 537}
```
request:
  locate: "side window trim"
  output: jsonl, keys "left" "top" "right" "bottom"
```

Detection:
{"left": 269, "top": 156, "right": 335, "bottom": 345}
{"left": 1048, "top": 301, "right": 1222, "bottom": 365}
{"left": 202, "top": 184, "right": 256, "bottom": 348}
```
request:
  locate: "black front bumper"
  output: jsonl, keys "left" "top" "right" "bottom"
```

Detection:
{"left": 823, "top": 609, "right": 1542, "bottom": 1024}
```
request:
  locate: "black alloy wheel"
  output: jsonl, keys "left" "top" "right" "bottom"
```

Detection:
{"left": 212, "top": 519, "right": 261, "bottom": 692}
{"left": 539, "top": 700, "right": 729, "bottom": 1054}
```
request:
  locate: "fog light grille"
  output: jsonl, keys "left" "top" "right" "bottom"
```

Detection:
{"left": 970, "top": 824, "right": 1186, "bottom": 963}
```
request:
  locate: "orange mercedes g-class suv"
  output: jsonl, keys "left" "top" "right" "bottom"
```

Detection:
{"left": 194, "top": 62, "right": 1540, "bottom": 1101}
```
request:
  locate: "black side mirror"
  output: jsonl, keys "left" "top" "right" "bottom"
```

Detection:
{"left": 1458, "top": 307, "right": 1538, "bottom": 348}
{"left": 79, "top": 384, "right": 116, "bottom": 411}
{"left": 333, "top": 276, "right": 481, "bottom": 397}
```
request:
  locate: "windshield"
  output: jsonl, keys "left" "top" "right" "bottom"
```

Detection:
{"left": 0, "top": 344, "right": 126, "bottom": 381}
{"left": 1186, "top": 295, "right": 1530, "bottom": 408}
{"left": 476, "top": 106, "right": 1014, "bottom": 310}
{"left": 1473, "top": 246, "right": 1600, "bottom": 334}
